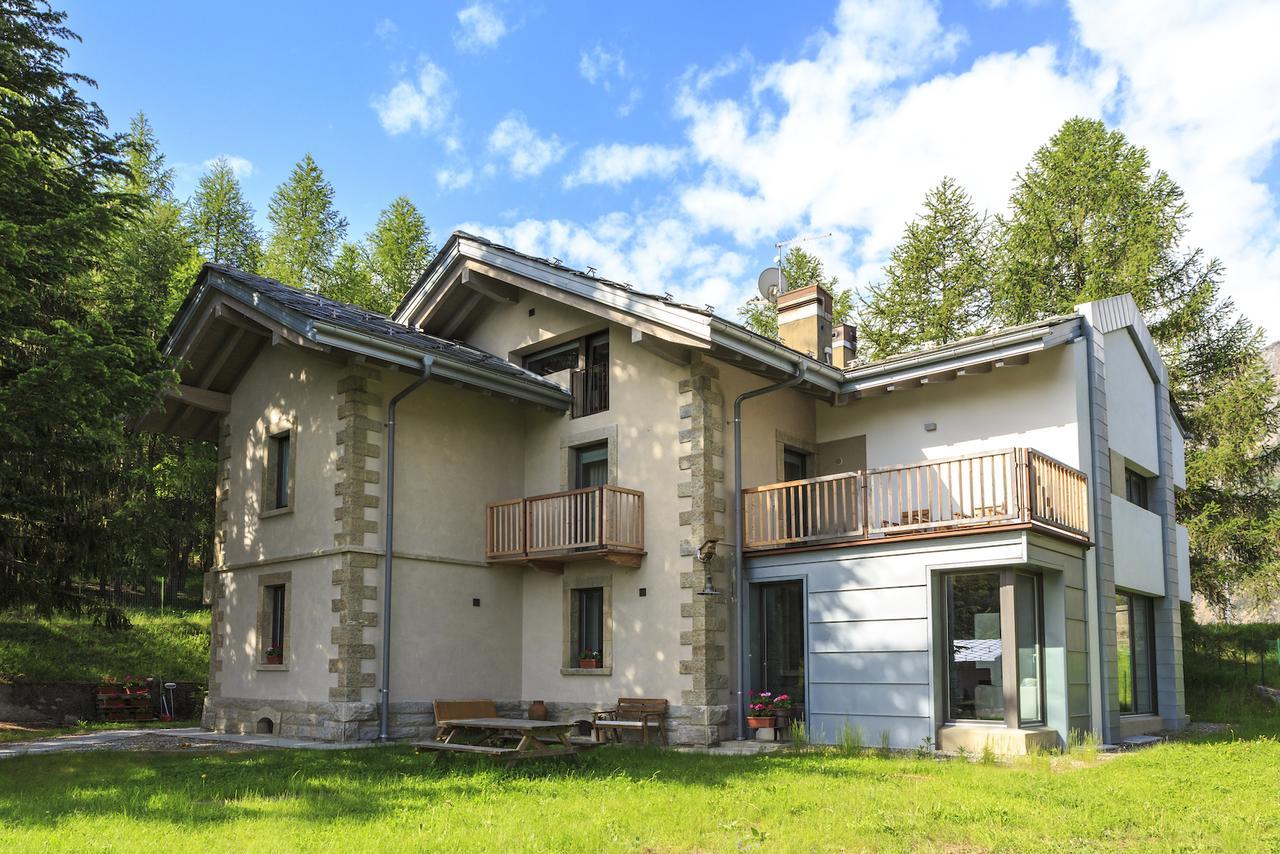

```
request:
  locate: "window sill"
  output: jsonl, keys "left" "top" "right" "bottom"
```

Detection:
{"left": 259, "top": 506, "right": 294, "bottom": 520}
{"left": 561, "top": 666, "right": 612, "bottom": 676}
{"left": 256, "top": 663, "right": 289, "bottom": 672}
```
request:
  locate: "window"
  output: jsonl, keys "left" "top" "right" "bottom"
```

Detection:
{"left": 266, "top": 430, "right": 292, "bottom": 511}
{"left": 1125, "top": 468, "right": 1149, "bottom": 510}
{"left": 257, "top": 574, "right": 290, "bottom": 667}
{"left": 783, "top": 447, "right": 810, "bottom": 482}
{"left": 574, "top": 587, "right": 604, "bottom": 661}
{"left": 944, "top": 570, "right": 1044, "bottom": 726}
{"left": 267, "top": 584, "right": 285, "bottom": 656}
{"left": 574, "top": 441, "right": 609, "bottom": 489}
{"left": 524, "top": 333, "right": 610, "bottom": 418}
{"left": 524, "top": 342, "right": 579, "bottom": 376}
{"left": 1117, "top": 593, "right": 1157, "bottom": 715}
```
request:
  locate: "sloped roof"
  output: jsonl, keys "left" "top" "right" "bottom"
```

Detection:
{"left": 195, "top": 264, "right": 566, "bottom": 395}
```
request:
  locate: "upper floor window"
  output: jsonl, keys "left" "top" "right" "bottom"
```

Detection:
{"left": 263, "top": 429, "right": 293, "bottom": 514}
{"left": 574, "top": 441, "right": 609, "bottom": 489}
{"left": 524, "top": 332, "right": 609, "bottom": 418}
{"left": 783, "top": 447, "right": 810, "bottom": 482}
{"left": 1125, "top": 468, "right": 1149, "bottom": 510}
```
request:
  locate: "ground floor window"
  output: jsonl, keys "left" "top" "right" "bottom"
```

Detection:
{"left": 256, "top": 571, "right": 290, "bottom": 667}
{"left": 1117, "top": 593, "right": 1157, "bottom": 715}
{"left": 575, "top": 586, "right": 604, "bottom": 660}
{"left": 944, "top": 570, "right": 1044, "bottom": 727}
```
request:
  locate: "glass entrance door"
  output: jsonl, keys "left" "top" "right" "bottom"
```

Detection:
{"left": 752, "top": 580, "right": 806, "bottom": 713}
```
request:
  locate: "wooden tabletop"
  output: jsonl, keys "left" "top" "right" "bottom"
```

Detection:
{"left": 441, "top": 717, "right": 574, "bottom": 731}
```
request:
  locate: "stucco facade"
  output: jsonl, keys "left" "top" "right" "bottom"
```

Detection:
{"left": 167, "top": 237, "right": 1187, "bottom": 750}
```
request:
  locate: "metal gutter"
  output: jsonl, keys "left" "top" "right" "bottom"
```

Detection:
{"left": 732, "top": 361, "right": 807, "bottom": 741}
{"left": 377, "top": 356, "right": 435, "bottom": 742}
{"left": 711, "top": 320, "right": 843, "bottom": 391}
{"left": 313, "top": 324, "right": 572, "bottom": 412}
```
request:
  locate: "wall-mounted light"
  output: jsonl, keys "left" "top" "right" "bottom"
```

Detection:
{"left": 695, "top": 538, "right": 723, "bottom": 596}
{"left": 924, "top": 422, "right": 937, "bottom": 432}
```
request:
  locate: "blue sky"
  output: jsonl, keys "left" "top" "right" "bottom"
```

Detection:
{"left": 63, "top": 1, "right": 1279, "bottom": 337}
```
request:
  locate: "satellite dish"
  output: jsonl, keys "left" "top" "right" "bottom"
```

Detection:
{"left": 757, "top": 266, "right": 786, "bottom": 302}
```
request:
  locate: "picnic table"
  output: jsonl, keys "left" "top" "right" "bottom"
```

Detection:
{"left": 415, "top": 717, "right": 578, "bottom": 767}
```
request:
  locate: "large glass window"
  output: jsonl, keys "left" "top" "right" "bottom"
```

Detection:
{"left": 573, "top": 442, "right": 609, "bottom": 489}
{"left": 1117, "top": 593, "right": 1157, "bottom": 715}
{"left": 945, "top": 570, "right": 1044, "bottom": 726}
{"left": 1125, "top": 468, "right": 1150, "bottom": 510}
{"left": 946, "top": 573, "right": 1005, "bottom": 722}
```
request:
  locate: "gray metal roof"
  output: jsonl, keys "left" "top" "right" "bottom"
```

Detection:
{"left": 195, "top": 264, "right": 569, "bottom": 396}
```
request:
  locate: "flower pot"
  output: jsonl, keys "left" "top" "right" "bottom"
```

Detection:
{"left": 578, "top": 659, "right": 600, "bottom": 669}
{"left": 266, "top": 654, "right": 283, "bottom": 665}
{"left": 746, "top": 716, "right": 776, "bottom": 729}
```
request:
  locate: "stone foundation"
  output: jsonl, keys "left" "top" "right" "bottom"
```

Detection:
{"left": 203, "top": 696, "right": 716, "bottom": 744}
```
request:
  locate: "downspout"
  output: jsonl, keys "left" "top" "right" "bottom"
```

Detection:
{"left": 377, "top": 355, "right": 434, "bottom": 742}
{"left": 1081, "top": 322, "right": 1111, "bottom": 745}
{"left": 733, "top": 362, "right": 807, "bottom": 741}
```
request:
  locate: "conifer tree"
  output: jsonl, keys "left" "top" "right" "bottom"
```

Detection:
{"left": 262, "top": 153, "right": 347, "bottom": 291}
{"left": 322, "top": 241, "right": 375, "bottom": 308}
{"left": 187, "top": 156, "right": 261, "bottom": 275}
{"left": 858, "top": 177, "right": 993, "bottom": 361}
{"left": 367, "top": 195, "right": 433, "bottom": 315}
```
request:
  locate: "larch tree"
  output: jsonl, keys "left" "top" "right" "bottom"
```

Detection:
{"left": 998, "top": 117, "right": 1279, "bottom": 605}
{"left": 187, "top": 156, "right": 261, "bottom": 275}
{"left": 322, "top": 241, "right": 375, "bottom": 308}
{"left": 262, "top": 153, "right": 347, "bottom": 291}
{"left": 858, "top": 177, "right": 994, "bottom": 361}
{"left": 367, "top": 195, "right": 433, "bottom": 315}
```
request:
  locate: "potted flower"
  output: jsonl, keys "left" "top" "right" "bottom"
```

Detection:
{"left": 96, "top": 676, "right": 120, "bottom": 696}
{"left": 578, "top": 649, "right": 602, "bottom": 669}
{"left": 265, "top": 645, "right": 284, "bottom": 665}
{"left": 746, "top": 691, "right": 776, "bottom": 729}
{"left": 124, "top": 675, "right": 149, "bottom": 696}
{"left": 772, "top": 693, "right": 793, "bottom": 725}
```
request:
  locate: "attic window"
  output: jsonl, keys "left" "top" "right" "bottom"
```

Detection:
{"left": 525, "top": 342, "right": 578, "bottom": 376}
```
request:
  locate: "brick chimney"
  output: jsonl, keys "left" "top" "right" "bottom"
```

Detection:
{"left": 777, "top": 284, "right": 833, "bottom": 363}
{"left": 832, "top": 323, "right": 856, "bottom": 369}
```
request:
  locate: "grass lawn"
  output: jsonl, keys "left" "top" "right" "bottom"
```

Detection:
{"left": 0, "top": 701, "right": 1277, "bottom": 852}
{"left": 0, "top": 607, "right": 209, "bottom": 684}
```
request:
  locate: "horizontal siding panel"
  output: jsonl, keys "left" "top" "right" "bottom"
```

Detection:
{"left": 808, "top": 650, "right": 931, "bottom": 685}
{"left": 808, "top": 713, "right": 932, "bottom": 749}
{"left": 810, "top": 619, "right": 928, "bottom": 653}
{"left": 809, "top": 682, "right": 931, "bottom": 718}
{"left": 802, "top": 557, "right": 927, "bottom": 591}
{"left": 809, "top": 586, "right": 927, "bottom": 623}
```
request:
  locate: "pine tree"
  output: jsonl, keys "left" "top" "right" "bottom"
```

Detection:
{"left": 262, "top": 153, "right": 347, "bottom": 291}
{"left": 367, "top": 195, "right": 433, "bottom": 315}
{"left": 859, "top": 177, "right": 993, "bottom": 360}
{"left": 187, "top": 156, "right": 261, "bottom": 274}
{"left": 738, "top": 247, "right": 851, "bottom": 340}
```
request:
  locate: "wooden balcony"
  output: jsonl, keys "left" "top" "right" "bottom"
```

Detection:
{"left": 742, "top": 448, "right": 1089, "bottom": 553}
{"left": 486, "top": 485, "right": 645, "bottom": 570}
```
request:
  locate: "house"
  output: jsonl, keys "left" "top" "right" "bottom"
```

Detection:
{"left": 144, "top": 231, "right": 1190, "bottom": 753}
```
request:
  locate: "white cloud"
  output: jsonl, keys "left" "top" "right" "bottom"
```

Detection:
{"left": 374, "top": 18, "right": 397, "bottom": 40}
{"left": 455, "top": 3, "right": 507, "bottom": 52}
{"left": 460, "top": 0, "right": 1280, "bottom": 338}
{"left": 565, "top": 144, "right": 683, "bottom": 188}
{"left": 436, "top": 167, "right": 474, "bottom": 191}
{"left": 487, "top": 114, "right": 566, "bottom": 178}
{"left": 371, "top": 61, "right": 452, "bottom": 136}
{"left": 202, "top": 154, "right": 254, "bottom": 179}
{"left": 580, "top": 45, "right": 626, "bottom": 89}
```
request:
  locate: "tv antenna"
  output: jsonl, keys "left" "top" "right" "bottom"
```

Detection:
{"left": 757, "top": 231, "right": 834, "bottom": 303}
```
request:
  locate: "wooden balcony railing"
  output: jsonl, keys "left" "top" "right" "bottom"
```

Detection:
{"left": 742, "top": 448, "right": 1088, "bottom": 552}
{"left": 486, "top": 485, "right": 644, "bottom": 566}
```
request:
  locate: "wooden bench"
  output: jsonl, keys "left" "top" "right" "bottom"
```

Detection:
{"left": 592, "top": 698, "right": 669, "bottom": 745}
